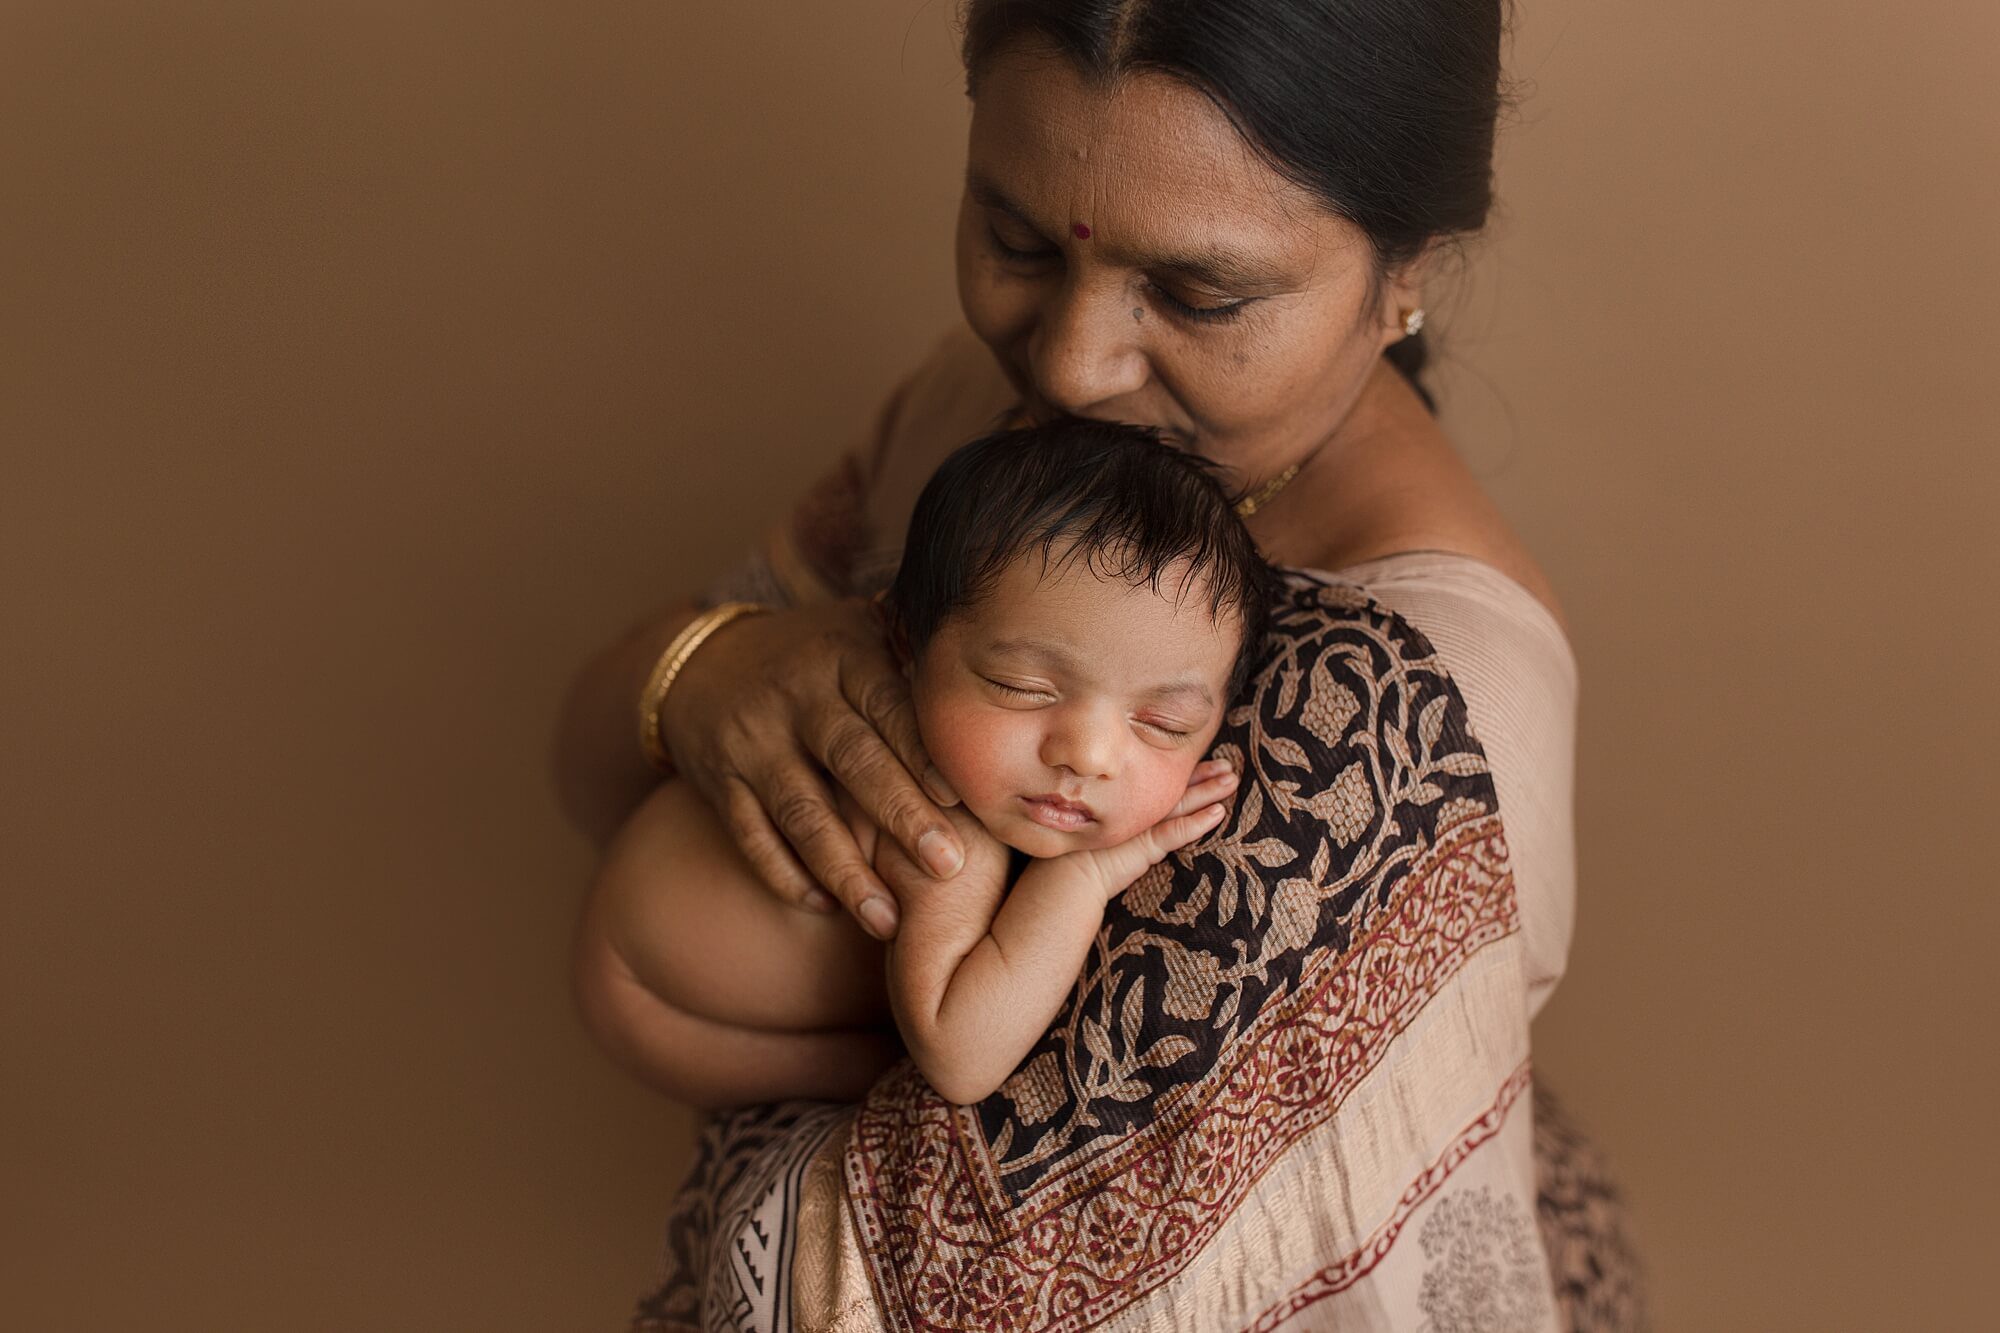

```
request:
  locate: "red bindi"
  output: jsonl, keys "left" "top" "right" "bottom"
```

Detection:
{"left": 1071, "top": 222, "right": 1092, "bottom": 240}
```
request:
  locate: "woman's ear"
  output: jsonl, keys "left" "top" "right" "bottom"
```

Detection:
{"left": 1375, "top": 243, "right": 1440, "bottom": 349}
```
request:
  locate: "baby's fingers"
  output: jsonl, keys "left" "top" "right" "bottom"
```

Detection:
{"left": 1147, "top": 801, "right": 1229, "bottom": 858}
{"left": 1167, "top": 764, "right": 1239, "bottom": 820}
{"left": 1092, "top": 801, "right": 1228, "bottom": 892}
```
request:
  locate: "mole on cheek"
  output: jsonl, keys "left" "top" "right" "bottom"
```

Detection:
{"left": 1131, "top": 307, "right": 1144, "bottom": 322}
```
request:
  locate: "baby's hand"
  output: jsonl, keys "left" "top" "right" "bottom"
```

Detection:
{"left": 1058, "top": 760, "right": 1238, "bottom": 901}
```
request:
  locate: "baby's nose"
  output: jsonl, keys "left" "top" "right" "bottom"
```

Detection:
{"left": 1041, "top": 714, "right": 1116, "bottom": 781}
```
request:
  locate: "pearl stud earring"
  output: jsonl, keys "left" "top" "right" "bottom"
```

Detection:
{"left": 1401, "top": 307, "right": 1426, "bottom": 338}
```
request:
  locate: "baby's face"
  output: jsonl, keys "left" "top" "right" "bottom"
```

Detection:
{"left": 910, "top": 548, "right": 1242, "bottom": 858}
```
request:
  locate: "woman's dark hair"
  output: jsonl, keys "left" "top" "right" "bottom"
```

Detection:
{"left": 887, "top": 418, "right": 1274, "bottom": 696}
{"left": 961, "top": 0, "right": 1505, "bottom": 411}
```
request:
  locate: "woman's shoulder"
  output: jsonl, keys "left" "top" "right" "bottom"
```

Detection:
{"left": 860, "top": 326, "right": 1019, "bottom": 537}
{"left": 1290, "top": 552, "right": 1576, "bottom": 694}
{"left": 1281, "top": 552, "right": 1577, "bottom": 1014}
{"left": 1274, "top": 366, "right": 1570, "bottom": 636}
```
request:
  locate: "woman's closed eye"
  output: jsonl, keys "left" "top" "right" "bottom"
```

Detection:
{"left": 1148, "top": 281, "right": 1252, "bottom": 325}
{"left": 984, "top": 213, "right": 1252, "bottom": 324}
{"left": 986, "top": 220, "right": 1056, "bottom": 264}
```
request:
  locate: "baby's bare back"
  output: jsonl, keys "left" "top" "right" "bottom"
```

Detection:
{"left": 594, "top": 779, "right": 892, "bottom": 1032}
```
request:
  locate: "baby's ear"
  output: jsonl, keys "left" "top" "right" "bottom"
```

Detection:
{"left": 871, "top": 590, "right": 916, "bottom": 676}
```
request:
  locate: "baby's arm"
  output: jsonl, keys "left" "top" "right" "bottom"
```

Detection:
{"left": 883, "top": 782, "right": 1232, "bottom": 1105}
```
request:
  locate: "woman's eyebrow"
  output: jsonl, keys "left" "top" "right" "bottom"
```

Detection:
{"left": 966, "top": 173, "right": 1039, "bottom": 226}
{"left": 1151, "top": 249, "right": 1289, "bottom": 293}
{"left": 966, "top": 172, "right": 1284, "bottom": 291}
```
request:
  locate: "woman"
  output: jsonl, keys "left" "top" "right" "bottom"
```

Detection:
{"left": 559, "top": 2, "right": 1643, "bottom": 1328}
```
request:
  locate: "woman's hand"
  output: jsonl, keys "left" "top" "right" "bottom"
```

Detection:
{"left": 657, "top": 598, "right": 965, "bottom": 940}
{"left": 1057, "top": 759, "right": 1238, "bottom": 901}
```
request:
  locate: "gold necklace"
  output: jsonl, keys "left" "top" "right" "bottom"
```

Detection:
{"left": 1234, "top": 460, "right": 1302, "bottom": 518}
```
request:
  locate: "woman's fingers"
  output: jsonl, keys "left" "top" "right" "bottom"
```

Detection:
{"left": 841, "top": 653, "right": 957, "bottom": 806}
{"left": 717, "top": 776, "right": 823, "bottom": 910}
{"left": 804, "top": 704, "right": 964, "bottom": 883}
{"left": 744, "top": 754, "right": 902, "bottom": 939}
{"left": 655, "top": 598, "right": 955, "bottom": 936}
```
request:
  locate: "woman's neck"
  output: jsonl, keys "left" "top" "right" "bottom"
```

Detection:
{"left": 1243, "top": 359, "right": 1567, "bottom": 628}
{"left": 1245, "top": 361, "right": 1439, "bottom": 567}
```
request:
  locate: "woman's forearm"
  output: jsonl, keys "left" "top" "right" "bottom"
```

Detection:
{"left": 552, "top": 602, "right": 699, "bottom": 846}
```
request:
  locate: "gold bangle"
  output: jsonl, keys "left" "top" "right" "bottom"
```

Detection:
{"left": 637, "top": 602, "right": 770, "bottom": 773}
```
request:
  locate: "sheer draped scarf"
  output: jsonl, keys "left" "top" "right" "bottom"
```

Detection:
{"left": 634, "top": 331, "right": 1640, "bottom": 1332}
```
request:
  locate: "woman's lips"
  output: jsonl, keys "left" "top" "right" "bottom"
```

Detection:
{"left": 1021, "top": 794, "right": 1096, "bottom": 832}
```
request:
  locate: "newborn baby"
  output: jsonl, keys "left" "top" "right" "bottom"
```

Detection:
{"left": 586, "top": 419, "right": 1272, "bottom": 1106}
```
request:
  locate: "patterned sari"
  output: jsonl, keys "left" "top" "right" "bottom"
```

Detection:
{"left": 629, "top": 332, "right": 1644, "bottom": 1331}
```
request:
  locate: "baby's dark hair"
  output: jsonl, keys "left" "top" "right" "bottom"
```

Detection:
{"left": 886, "top": 418, "right": 1275, "bottom": 698}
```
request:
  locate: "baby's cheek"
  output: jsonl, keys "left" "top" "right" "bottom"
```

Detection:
{"left": 916, "top": 696, "right": 1026, "bottom": 819}
{"left": 1104, "top": 756, "right": 1205, "bottom": 843}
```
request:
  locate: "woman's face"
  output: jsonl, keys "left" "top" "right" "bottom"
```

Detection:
{"left": 956, "top": 42, "right": 1417, "bottom": 485}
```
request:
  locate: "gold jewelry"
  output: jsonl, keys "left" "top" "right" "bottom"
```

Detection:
{"left": 1400, "top": 306, "right": 1427, "bottom": 338}
{"left": 1233, "top": 461, "right": 1302, "bottom": 518}
{"left": 637, "top": 601, "right": 770, "bottom": 772}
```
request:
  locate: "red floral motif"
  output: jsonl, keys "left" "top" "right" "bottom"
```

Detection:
{"left": 1077, "top": 1193, "right": 1148, "bottom": 1278}
{"left": 1022, "top": 1212, "right": 1069, "bottom": 1260}
{"left": 1267, "top": 1024, "right": 1324, "bottom": 1103}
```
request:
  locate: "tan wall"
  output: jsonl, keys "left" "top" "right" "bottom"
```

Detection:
{"left": 5, "top": 3, "right": 1994, "bottom": 1329}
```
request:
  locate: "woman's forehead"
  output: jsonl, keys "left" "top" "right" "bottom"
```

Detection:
{"left": 965, "top": 44, "right": 1363, "bottom": 270}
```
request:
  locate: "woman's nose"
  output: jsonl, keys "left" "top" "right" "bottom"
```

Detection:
{"left": 1040, "top": 709, "right": 1117, "bottom": 782}
{"left": 1028, "top": 279, "right": 1148, "bottom": 417}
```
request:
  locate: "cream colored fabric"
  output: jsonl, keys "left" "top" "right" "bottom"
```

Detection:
{"left": 795, "top": 949, "right": 1545, "bottom": 1333}
{"left": 1323, "top": 553, "right": 1579, "bottom": 1018}
{"left": 787, "top": 554, "right": 1576, "bottom": 1332}
{"left": 694, "top": 328, "right": 1580, "bottom": 1330}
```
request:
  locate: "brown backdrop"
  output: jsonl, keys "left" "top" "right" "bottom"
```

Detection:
{"left": 5, "top": 3, "right": 1995, "bottom": 1329}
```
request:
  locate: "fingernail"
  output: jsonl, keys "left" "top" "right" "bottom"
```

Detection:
{"left": 858, "top": 897, "right": 898, "bottom": 940}
{"left": 924, "top": 766, "right": 959, "bottom": 806}
{"left": 918, "top": 829, "right": 963, "bottom": 878}
{"left": 1217, "top": 769, "right": 1239, "bottom": 788}
{"left": 803, "top": 888, "right": 837, "bottom": 913}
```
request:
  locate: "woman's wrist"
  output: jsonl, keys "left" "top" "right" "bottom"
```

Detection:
{"left": 553, "top": 602, "right": 701, "bottom": 845}
{"left": 636, "top": 601, "right": 770, "bottom": 773}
